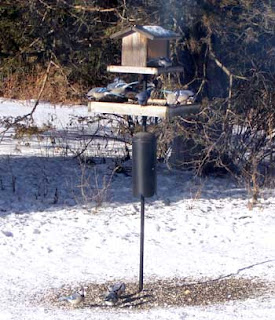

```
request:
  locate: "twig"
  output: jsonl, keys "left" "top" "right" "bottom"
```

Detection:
{"left": 185, "top": 259, "right": 275, "bottom": 285}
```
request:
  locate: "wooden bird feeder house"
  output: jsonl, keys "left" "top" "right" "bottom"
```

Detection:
{"left": 108, "top": 25, "right": 183, "bottom": 75}
{"left": 89, "top": 25, "right": 200, "bottom": 119}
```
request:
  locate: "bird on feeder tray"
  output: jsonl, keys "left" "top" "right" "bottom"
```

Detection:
{"left": 109, "top": 81, "right": 139, "bottom": 96}
{"left": 87, "top": 87, "right": 109, "bottom": 100}
{"left": 164, "top": 89, "right": 195, "bottom": 106}
{"left": 87, "top": 86, "right": 127, "bottom": 101}
{"left": 106, "top": 77, "right": 126, "bottom": 90}
{"left": 136, "top": 88, "right": 153, "bottom": 106}
{"left": 58, "top": 286, "right": 85, "bottom": 306}
{"left": 157, "top": 57, "right": 173, "bottom": 68}
{"left": 147, "top": 57, "right": 172, "bottom": 68}
{"left": 87, "top": 79, "right": 139, "bottom": 101}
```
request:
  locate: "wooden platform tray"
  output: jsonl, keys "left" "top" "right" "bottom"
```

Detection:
{"left": 88, "top": 101, "right": 200, "bottom": 120}
{"left": 107, "top": 65, "right": 184, "bottom": 75}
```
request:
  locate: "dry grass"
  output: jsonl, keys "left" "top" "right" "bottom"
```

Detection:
{"left": 1, "top": 66, "right": 85, "bottom": 104}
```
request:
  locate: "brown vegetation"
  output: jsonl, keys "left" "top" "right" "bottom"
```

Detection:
{"left": 0, "top": 1, "right": 274, "bottom": 195}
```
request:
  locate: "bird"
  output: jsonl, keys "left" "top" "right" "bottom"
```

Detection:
{"left": 106, "top": 77, "right": 126, "bottom": 90}
{"left": 104, "top": 282, "right": 126, "bottom": 306}
{"left": 87, "top": 87, "right": 109, "bottom": 100}
{"left": 136, "top": 88, "right": 152, "bottom": 106}
{"left": 165, "top": 89, "right": 195, "bottom": 105}
{"left": 109, "top": 81, "right": 139, "bottom": 95}
{"left": 157, "top": 57, "right": 173, "bottom": 68}
{"left": 107, "top": 282, "right": 126, "bottom": 298}
{"left": 87, "top": 80, "right": 139, "bottom": 101}
{"left": 104, "top": 291, "right": 118, "bottom": 306}
{"left": 147, "top": 57, "right": 172, "bottom": 68}
{"left": 58, "top": 286, "right": 85, "bottom": 306}
{"left": 87, "top": 86, "right": 127, "bottom": 101}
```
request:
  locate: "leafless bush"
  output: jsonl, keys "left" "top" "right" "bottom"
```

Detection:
{"left": 154, "top": 77, "right": 274, "bottom": 201}
{"left": 76, "top": 158, "right": 118, "bottom": 210}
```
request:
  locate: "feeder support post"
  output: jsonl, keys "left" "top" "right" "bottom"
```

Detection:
{"left": 139, "top": 194, "right": 145, "bottom": 292}
{"left": 142, "top": 74, "right": 148, "bottom": 132}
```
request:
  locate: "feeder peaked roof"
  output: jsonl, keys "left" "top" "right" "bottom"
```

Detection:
{"left": 110, "top": 25, "right": 181, "bottom": 40}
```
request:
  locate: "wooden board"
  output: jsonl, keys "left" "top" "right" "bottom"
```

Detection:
{"left": 107, "top": 65, "right": 184, "bottom": 75}
{"left": 122, "top": 33, "right": 147, "bottom": 67}
{"left": 88, "top": 101, "right": 200, "bottom": 120}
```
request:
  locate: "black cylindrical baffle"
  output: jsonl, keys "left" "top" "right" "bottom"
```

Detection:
{"left": 132, "top": 131, "right": 157, "bottom": 292}
{"left": 132, "top": 132, "right": 157, "bottom": 198}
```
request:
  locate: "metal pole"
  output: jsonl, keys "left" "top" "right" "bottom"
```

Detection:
{"left": 142, "top": 116, "right": 147, "bottom": 132}
{"left": 139, "top": 194, "right": 145, "bottom": 292}
{"left": 142, "top": 74, "right": 148, "bottom": 132}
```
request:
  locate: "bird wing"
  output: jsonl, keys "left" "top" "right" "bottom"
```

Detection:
{"left": 107, "top": 78, "right": 126, "bottom": 90}
{"left": 123, "top": 81, "right": 139, "bottom": 88}
{"left": 104, "top": 291, "right": 118, "bottom": 303}
{"left": 87, "top": 87, "right": 108, "bottom": 97}
{"left": 178, "top": 90, "right": 194, "bottom": 96}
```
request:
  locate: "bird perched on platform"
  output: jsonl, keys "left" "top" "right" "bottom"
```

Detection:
{"left": 104, "top": 282, "right": 126, "bottom": 306}
{"left": 86, "top": 87, "right": 109, "bottom": 100}
{"left": 164, "top": 89, "right": 195, "bottom": 105}
{"left": 87, "top": 86, "right": 128, "bottom": 102}
{"left": 106, "top": 77, "right": 126, "bottom": 90}
{"left": 157, "top": 57, "right": 173, "bottom": 68}
{"left": 87, "top": 78, "right": 140, "bottom": 102}
{"left": 136, "top": 88, "right": 153, "bottom": 106}
{"left": 147, "top": 57, "right": 172, "bottom": 68}
{"left": 58, "top": 286, "right": 85, "bottom": 306}
{"left": 109, "top": 81, "right": 139, "bottom": 95}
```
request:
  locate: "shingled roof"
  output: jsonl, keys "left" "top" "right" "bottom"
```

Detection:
{"left": 110, "top": 25, "right": 181, "bottom": 40}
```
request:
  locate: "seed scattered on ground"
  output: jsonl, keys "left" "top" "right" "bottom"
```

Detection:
{"left": 33, "top": 277, "right": 274, "bottom": 310}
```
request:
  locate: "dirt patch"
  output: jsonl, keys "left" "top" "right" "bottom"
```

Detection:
{"left": 35, "top": 277, "right": 274, "bottom": 310}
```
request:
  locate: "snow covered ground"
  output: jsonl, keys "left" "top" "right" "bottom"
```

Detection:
{"left": 0, "top": 98, "right": 274, "bottom": 319}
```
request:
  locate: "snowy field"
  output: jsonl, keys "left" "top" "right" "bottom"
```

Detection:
{"left": 0, "top": 98, "right": 274, "bottom": 319}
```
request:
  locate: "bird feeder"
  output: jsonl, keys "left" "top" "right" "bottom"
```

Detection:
{"left": 87, "top": 25, "right": 202, "bottom": 293}
{"left": 89, "top": 25, "right": 200, "bottom": 118}
{"left": 108, "top": 25, "right": 183, "bottom": 75}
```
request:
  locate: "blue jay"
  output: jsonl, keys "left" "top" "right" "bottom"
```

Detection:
{"left": 104, "top": 291, "right": 118, "bottom": 306}
{"left": 108, "top": 282, "right": 126, "bottom": 297}
{"left": 87, "top": 87, "right": 109, "bottom": 100}
{"left": 106, "top": 77, "right": 126, "bottom": 90}
{"left": 157, "top": 57, "right": 173, "bottom": 68}
{"left": 136, "top": 88, "right": 152, "bottom": 106}
{"left": 164, "top": 89, "right": 195, "bottom": 105}
{"left": 147, "top": 57, "right": 172, "bottom": 68}
{"left": 104, "top": 282, "right": 126, "bottom": 306}
{"left": 87, "top": 86, "right": 125, "bottom": 100}
{"left": 87, "top": 80, "right": 139, "bottom": 100}
{"left": 109, "top": 81, "right": 139, "bottom": 95}
{"left": 58, "top": 286, "right": 85, "bottom": 306}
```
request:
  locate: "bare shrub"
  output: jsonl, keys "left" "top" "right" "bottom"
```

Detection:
{"left": 75, "top": 158, "right": 117, "bottom": 210}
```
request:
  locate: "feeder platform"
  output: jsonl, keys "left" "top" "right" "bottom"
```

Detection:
{"left": 88, "top": 100, "right": 200, "bottom": 120}
{"left": 107, "top": 65, "right": 184, "bottom": 75}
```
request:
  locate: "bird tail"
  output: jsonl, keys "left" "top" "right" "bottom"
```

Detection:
{"left": 124, "top": 81, "right": 139, "bottom": 88}
{"left": 58, "top": 296, "right": 68, "bottom": 302}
